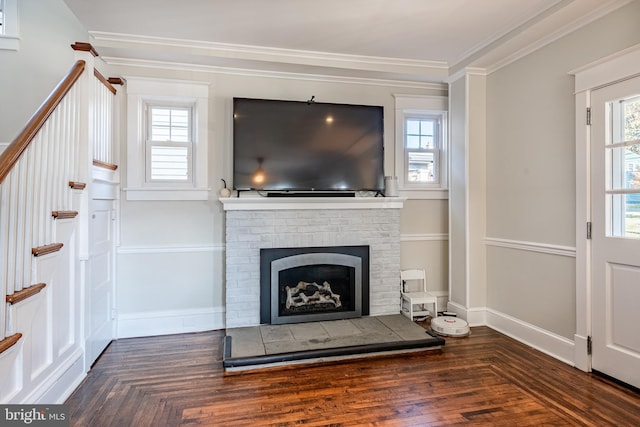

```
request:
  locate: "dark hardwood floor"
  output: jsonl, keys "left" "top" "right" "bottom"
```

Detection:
{"left": 65, "top": 325, "right": 640, "bottom": 426}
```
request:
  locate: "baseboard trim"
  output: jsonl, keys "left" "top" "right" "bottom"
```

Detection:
{"left": 444, "top": 303, "right": 576, "bottom": 367}
{"left": 445, "top": 301, "right": 486, "bottom": 326}
{"left": 485, "top": 308, "right": 575, "bottom": 366}
{"left": 20, "top": 347, "right": 86, "bottom": 404}
{"left": 117, "top": 307, "right": 225, "bottom": 339}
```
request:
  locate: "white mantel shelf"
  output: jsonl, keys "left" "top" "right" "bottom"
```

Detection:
{"left": 220, "top": 196, "right": 406, "bottom": 211}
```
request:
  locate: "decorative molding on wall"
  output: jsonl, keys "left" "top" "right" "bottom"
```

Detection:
{"left": 23, "top": 348, "right": 85, "bottom": 404}
{"left": 91, "top": 31, "right": 449, "bottom": 89}
{"left": 485, "top": 237, "right": 576, "bottom": 258}
{"left": 100, "top": 56, "right": 446, "bottom": 91}
{"left": 117, "top": 307, "right": 225, "bottom": 339}
{"left": 443, "top": 303, "right": 576, "bottom": 367}
{"left": 116, "top": 244, "right": 224, "bottom": 255}
{"left": 485, "top": 0, "right": 635, "bottom": 75}
{"left": 221, "top": 196, "right": 405, "bottom": 211}
{"left": 485, "top": 308, "right": 576, "bottom": 367}
{"left": 400, "top": 233, "right": 448, "bottom": 242}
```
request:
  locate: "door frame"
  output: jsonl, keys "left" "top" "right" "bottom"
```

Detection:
{"left": 571, "top": 44, "right": 640, "bottom": 372}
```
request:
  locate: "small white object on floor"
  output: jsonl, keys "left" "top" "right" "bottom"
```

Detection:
{"left": 430, "top": 316, "right": 470, "bottom": 337}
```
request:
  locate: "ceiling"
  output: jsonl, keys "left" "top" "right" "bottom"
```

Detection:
{"left": 63, "top": 0, "right": 631, "bottom": 85}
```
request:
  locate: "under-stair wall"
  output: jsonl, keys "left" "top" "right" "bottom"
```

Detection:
{"left": 0, "top": 43, "right": 120, "bottom": 403}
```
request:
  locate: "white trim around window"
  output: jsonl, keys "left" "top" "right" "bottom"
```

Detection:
{"left": 0, "top": 0, "right": 19, "bottom": 51}
{"left": 124, "top": 77, "right": 209, "bottom": 201}
{"left": 394, "top": 94, "right": 448, "bottom": 199}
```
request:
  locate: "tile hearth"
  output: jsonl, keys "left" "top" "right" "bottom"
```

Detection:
{"left": 223, "top": 315, "right": 444, "bottom": 372}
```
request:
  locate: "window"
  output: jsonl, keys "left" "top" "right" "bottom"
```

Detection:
{"left": 609, "top": 94, "right": 640, "bottom": 238}
{"left": 146, "top": 104, "right": 193, "bottom": 182}
{"left": 405, "top": 115, "right": 442, "bottom": 184}
{"left": 394, "top": 95, "right": 448, "bottom": 198}
{"left": 125, "top": 77, "right": 209, "bottom": 201}
{"left": 0, "top": 0, "right": 18, "bottom": 50}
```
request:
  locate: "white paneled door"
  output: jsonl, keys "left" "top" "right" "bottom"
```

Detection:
{"left": 87, "top": 199, "right": 116, "bottom": 366}
{"left": 590, "top": 75, "right": 640, "bottom": 389}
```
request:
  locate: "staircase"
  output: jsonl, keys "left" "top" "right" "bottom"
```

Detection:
{"left": 0, "top": 43, "right": 120, "bottom": 403}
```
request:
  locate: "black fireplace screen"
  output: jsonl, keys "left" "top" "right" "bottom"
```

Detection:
{"left": 260, "top": 245, "right": 370, "bottom": 324}
{"left": 278, "top": 264, "right": 355, "bottom": 317}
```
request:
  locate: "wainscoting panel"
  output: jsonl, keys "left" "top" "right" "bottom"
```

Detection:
{"left": 116, "top": 245, "right": 225, "bottom": 338}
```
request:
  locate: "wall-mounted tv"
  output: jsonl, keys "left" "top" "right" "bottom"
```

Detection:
{"left": 233, "top": 98, "right": 384, "bottom": 193}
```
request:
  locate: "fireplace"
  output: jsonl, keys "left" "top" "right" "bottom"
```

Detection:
{"left": 260, "top": 245, "right": 370, "bottom": 325}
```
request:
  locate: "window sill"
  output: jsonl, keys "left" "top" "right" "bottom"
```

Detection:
{"left": 398, "top": 188, "right": 448, "bottom": 200}
{"left": 124, "top": 188, "right": 210, "bottom": 201}
{"left": 0, "top": 35, "right": 20, "bottom": 51}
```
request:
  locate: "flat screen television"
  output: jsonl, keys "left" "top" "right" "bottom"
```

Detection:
{"left": 232, "top": 98, "right": 384, "bottom": 193}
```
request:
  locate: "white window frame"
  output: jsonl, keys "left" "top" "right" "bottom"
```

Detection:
{"left": 0, "top": 0, "right": 19, "bottom": 51}
{"left": 145, "top": 102, "right": 194, "bottom": 183}
{"left": 394, "top": 95, "right": 448, "bottom": 199}
{"left": 125, "top": 77, "right": 209, "bottom": 201}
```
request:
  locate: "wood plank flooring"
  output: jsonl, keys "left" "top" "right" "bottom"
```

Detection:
{"left": 65, "top": 325, "right": 640, "bottom": 426}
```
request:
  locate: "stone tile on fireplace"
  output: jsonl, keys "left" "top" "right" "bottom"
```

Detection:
{"left": 322, "top": 319, "right": 362, "bottom": 337}
{"left": 260, "top": 325, "right": 295, "bottom": 343}
{"left": 225, "top": 207, "right": 402, "bottom": 328}
{"left": 224, "top": 326, "right": 265, "bottom": 357}
{"left": 223, "top": 315, "right": 445, "bottom": 372}
{"left": 289, "top": 322, "right": 329, "bottom": 341}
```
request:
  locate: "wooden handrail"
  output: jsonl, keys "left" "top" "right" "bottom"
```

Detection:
{"left": 32, "top": 243, "right": 64, "bottom": 257}
{"left": 0, "top": 60, "right": 86, "bottom": 184}
{"left": 52, "top": 210, "right": 79, "bottom": 219}
{"left": 0, "top": 333, "right": 22, "bottom": 355}
{"left": 6, "top": 283, "right": 46, "bottom": 304}
{"left": 94, "top": 69, "right": 117, "bottom": 95}
{"left": 93, "top": 159, "right": 118, "bottom": 170}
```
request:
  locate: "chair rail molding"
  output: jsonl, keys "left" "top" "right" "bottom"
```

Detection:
{"left": 484, "top": 237, "right": 576, "bottom": 258}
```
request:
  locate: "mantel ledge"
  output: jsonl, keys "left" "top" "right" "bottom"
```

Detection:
{"left": 220, "top": 196, "right": 406, "bottom": 211}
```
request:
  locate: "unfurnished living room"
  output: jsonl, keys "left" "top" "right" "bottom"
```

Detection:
{"left": 1, "top": 0, "right": 640, "bottom": 425}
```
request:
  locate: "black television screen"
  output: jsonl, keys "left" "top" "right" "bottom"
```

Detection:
{"left": 233, "top": 98, "right": 384, "bottom": 192}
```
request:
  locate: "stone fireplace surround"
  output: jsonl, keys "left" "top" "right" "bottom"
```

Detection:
{"left": 222, "top": 197, "right": 404, "bottom": 328}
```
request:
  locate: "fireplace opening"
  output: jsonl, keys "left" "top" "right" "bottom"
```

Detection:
{"left": 260, "top": 246, "right": 370, "bottom": 325}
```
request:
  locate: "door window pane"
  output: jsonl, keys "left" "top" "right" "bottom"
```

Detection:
{"left": 623, "top": 96, "right": 640, "bottom": 141}
{"left": 609, "top": 96, "right": 640, "bottom": 238}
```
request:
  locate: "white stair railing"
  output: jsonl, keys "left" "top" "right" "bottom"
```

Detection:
{"left": 93, "top": 71, "right": 116, "bottom": 167}
{"left": 0, "top": 60, "right": 85, "bottom": 342}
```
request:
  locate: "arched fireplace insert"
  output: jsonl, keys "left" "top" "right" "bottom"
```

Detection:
{"left": 260, "top": 245, "right": 370, "bottom": 324}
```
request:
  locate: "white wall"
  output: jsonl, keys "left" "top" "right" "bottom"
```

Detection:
{"left": 109, "top": 64, "right": 449, "bottom": 336}
{"left": 400, "top": 200, "right": 448, "bottom": 295}
{"left": 447, "top": 72, "right": 487, "bottom": 322}
{"left": 0, "top": 0, "right": 88, "bottom": 142}
{"left": 485, "top": 0, "right": 640, "bottom": 340}
{"left": 448, "top": 77, "right": 467, "bottom": 308}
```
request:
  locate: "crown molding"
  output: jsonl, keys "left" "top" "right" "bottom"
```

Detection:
{"left": 90, "top": 31, "right": 448, "bottom": 77}
{"left": 102, "top": 56, "right": 448, "bottom": 90}
{"left": 445, "top": 67, "right": 487, "bottom": 84}
{"left": 483, "top": 0, "right": 634, "bottom": 74}
{"left": 451, "top": 0, "right": 573, "bottom": 69}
